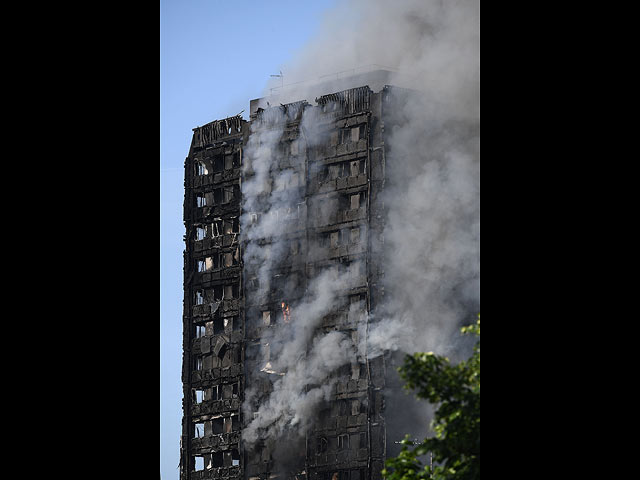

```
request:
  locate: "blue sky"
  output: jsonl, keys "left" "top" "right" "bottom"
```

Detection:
{"left": 160, "top": 1, "right": 337, "bottom": 478}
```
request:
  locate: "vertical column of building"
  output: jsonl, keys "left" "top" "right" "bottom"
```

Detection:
{"left": 303, "top": 86, "right": 381, "bottom": 480}
{"left": 182, "top": 116, "right": 247, "bottom": 480}
{"left": 243, "top": 101, "right": 310, "bottom": 480}
{"left": 365, "top": 90, "right": 387, "bottom": 480}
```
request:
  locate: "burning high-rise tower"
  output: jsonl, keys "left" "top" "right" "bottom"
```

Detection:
{"left": 179, "top": 2, "right": 479, "bottom": 478}
{"left": 180, "top": 76, "right": 420, "bottom": 480}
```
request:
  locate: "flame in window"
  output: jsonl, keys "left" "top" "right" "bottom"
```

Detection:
{"left": 281, "top": 301, "right": 290, "bottom": 324}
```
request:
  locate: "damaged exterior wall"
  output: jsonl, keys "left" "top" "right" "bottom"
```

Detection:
{"left": 181, "top": 86, "right": 400, "bottom": 480}
{"left": 182, "top": 115, "right": 247, "bottom": 480}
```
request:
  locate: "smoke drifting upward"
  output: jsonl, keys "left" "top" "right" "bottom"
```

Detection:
{"left": 241, "top": 0, "right": 479, "bottom": 462}
{"left": 240, "top": 103, "right": 360, "bottom": 448}
{"left": 267, "top": 0, "right": 479, "bottom": 121}
{"left": 267, "top": 0, "right": 480, "bottom": 358}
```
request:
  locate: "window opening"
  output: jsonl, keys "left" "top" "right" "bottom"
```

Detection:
{"left": 195, "top": 290, "right": 204, "bottom": 305}
{"left": 196, "top": 161, "right": 208, "bottom": 176}
{"left": 195, "top": 325, "right": 205, "bottom": 339}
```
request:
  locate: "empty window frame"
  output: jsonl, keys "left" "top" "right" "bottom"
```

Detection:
{"left": 338, "top": 128, "right": 351, "bottom": 144}
{"left": 194, "top": 456, "right": 205, "bottom": 471}
{"left": 223, "top": 248, "right": 240, "bottom": 267}
{"left": 350, "top": 193, "right": 360, "bottom": 210}
{"left": 212, "top": 155, "right": 224, "bottom": 173}
{"left": 328, "top": 162, "right": 346, "bottom": 181}
{"left": 320, "top": 160, "right": 365, "bottom": 183}
{"left": 212, "top": 417, "right": 224, "bottom": 434}
{"left": 206, "top": 256, "right": 216, "bottom": 271}
{"left": 335, "top": 125, "right": 365, "bottom": 144}
{"left": 211, "top": 452, "right": 224, "bottom": 468}
{"left": 316, "top": 436, "right": 328, "bottom": 454}
{"left": 195, "top": 161, "right": 208, "bottom": 176}
{"left": 350, "top": 227, "right": 361, "bottom": 244}
{"left": 353, "top": 433, "right": 367, "bottom": 450}
{"left": 194, "top": 389, "right": 204, "bottom": 404}
{"left": 220, "top": 317, "right": 234, "bottom": 334}
{"left": 349, "top": 192, "right": 366, "bottom": 210}
{"left": 220, "top": 383, "right": 233, "bottom": 399}
{"left": 194, "top": 355, "right": 203, "bottom": 371}
{"left": 231, "top": 448, "right": 240, "bottom": 467}
{"left": 323, "top": 229, "right": 352, "bottom": 248}
{"left": 338, "top": 399, "right": 349, "bottom": 416}
{"left": 224, "top": 217, "right": 239, "bottom": 234}
{"left": 338, "top": 434, "right": 350, "bottom": 450}
{"left": 194, "top": 422, "right": 205, "bottom": 438}
{"left": 196, "top": 226, "right": 206, "bottom": 241}
{"left": 357, "top": 124, "right": 367, "bottom": 140}
{"left": 351, "top": 399, "right": 363, "bottom": 415}
{"left": 195, "top": 290, "right": 205, "bottom": 305}
{"left": 223, "top": 415, "right": 235, "bottom": 433}
{"left": 225, "top": 285, "right": 234, "bottom": 300}
{"left": 196, "top": 194, "right": 207, "bottom": 208}
{"left": 212, "top": 317, "right": 225, "bottom": 335}
{"left": 230, "top": 316, "right": 240, "bottom": 332}
{"left": 223, "top": 186, "right": 234, "bottom": 203}
{"left": 212, "top": 385, "right": 220, "bottom": 400}
{"left": 330, "top": 230, "right": 341, "bottom": 248}
{"left": 348, "top": 261, "right": 365, "bottom": 279}
{"left": 195, "top": 324, "right": 206, "bottom": 339}
{"left": 223, "top": 284, "right": 239, "bottom": 299}
{"left": 224, "top": 154, "right": 234, "bottom": 170}
{"left": 211, "top": 219, "right": 223, "bottom": 237}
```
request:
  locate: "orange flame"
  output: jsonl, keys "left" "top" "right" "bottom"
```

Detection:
{"left": 281, "top": 301, "right": 290, "bottom": 324}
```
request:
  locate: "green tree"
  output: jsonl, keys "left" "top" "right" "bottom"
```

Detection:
{"left": 382, "top": 316, "right": 480, "bottom": 480}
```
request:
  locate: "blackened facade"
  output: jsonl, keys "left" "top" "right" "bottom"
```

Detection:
{"left": 182, "top": 84, "right": 400, "bottom": 480}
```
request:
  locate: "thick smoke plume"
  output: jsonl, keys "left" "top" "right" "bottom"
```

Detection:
{"left": 241, "top": 0, "right": 479, "bottom": 459}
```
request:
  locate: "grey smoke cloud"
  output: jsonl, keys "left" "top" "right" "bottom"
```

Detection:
{"left": 240, "top": 100, "right": 359, "bottom": 446}
{"left": 242, "top": 269, "right": 353, "bottom": 444}
{"left": 241, "top": 0, "right": 479, "bottom": 455}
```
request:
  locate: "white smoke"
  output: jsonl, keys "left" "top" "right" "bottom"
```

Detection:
{"left": 240, "top": 0, "right": 479, "bottom": 455}
{"left": 240, "top": 103, "right": 359, "bottom": 446}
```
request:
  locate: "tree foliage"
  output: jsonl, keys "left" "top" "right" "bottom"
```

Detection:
{"left": 382, "top": 316, "right": 480, "bottom": 480}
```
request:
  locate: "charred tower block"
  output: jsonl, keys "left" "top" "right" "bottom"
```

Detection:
{"left": 181, "top": 85, "right": 395, "bottom": 480}
{"left": 182, "top": 114, "right": 247, "bottom": 479}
